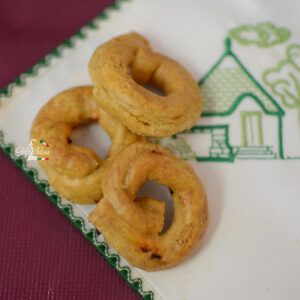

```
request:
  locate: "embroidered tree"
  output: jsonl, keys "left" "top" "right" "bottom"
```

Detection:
{"left": 263, "top": 44, "right": 300, "bottom": 126}
{"left": 229, "top": 22, "right": 290, "bottom": 47}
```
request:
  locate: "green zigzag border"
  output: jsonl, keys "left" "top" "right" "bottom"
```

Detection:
{"left": 0, "top": 0, "right": 128, "bottom": 99}
{"left": 0, "top": 1, "right": 154, "bottom": 299}
{"left": 0, "top": 131, "right": 153, "bottom": 300}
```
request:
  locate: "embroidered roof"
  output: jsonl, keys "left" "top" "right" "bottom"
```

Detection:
{"left": 199, "top": 39, "right": 284, "bottom": 116}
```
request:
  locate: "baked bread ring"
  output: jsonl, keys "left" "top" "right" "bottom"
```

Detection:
{"left": 30, "top": 86, "right": 143, "bottom": 204}
{"left": 88, "top": 142, "right": 209, "bottom": 271}
{"left": 88, "top": 32, "right": 202, "bottom": 137}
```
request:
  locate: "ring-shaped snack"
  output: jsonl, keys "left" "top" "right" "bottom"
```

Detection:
{"left": 88, "top": 32, "right": 202, "bottom": 137}
{"left": 89, "top": 142, "right": 209, "bottom": 271}
{"left": 30, "top": 86, "right": 143, "bottom": 204}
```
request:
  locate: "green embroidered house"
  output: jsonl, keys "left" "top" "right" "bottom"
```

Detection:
{"left": 160, "top": 39, "right": 285, "bottom": 162}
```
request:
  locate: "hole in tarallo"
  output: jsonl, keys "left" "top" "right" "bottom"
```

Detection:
{"left": 70, "top": 122, "right": 111, "bottom": 160}
{"left": 127, "top": 66, "right": 166, "bottom": 96}
{"left": 142, "top": 83, "right": 166, "bottom": 96}
{"left": 137, "top": 180, "right": 174, "bottom": 234}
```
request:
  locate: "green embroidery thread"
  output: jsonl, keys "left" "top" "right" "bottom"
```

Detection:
{"left": 240, "top": 111, "right": 263, "bottom": 146}
{"left": 154, "top": 136, "right": 196, "bottom": 160}
{"left": 0, "top": 1, "right": 154, "bottom": 299}
{"left": 278, "top": 115, "right": 284, "bottom": 159}
{"left": 197, "top": 38, "right": 284, "bottom": 161}
{"left": 0, "top": 131, "right": 154, "bottom": 300}
{"left": 179, "top": 125, "right": 234, "bottom": 162}
{"left": 229, "top": 22, "right": 290, "bottom": 47}
{"left": 157, "top": 38, "right": 285, "bottom": 162}
{"left": 1, "top": 9, "right": 298, "bottom": 299}
{"left": 0, "top": 1, "right": 129, "bottom": 100}
{"left": 200, "top": 38, "right": 284, "bottom": 116}
{"left": 262, "top": 44, "right": 300, "bottom": 127}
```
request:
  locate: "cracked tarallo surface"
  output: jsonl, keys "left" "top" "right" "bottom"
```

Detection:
{"left": 88, "top": 32, "right": 202, "bottom": 137}
{"left": 89, "top": 142, "right": 209, "bottom": 271}
{"left": 30, "top": 86, "right": 143, "bottom": 204}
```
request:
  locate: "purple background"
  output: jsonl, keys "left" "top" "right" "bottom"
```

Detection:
{"left": 0, "top": 1, "right": 142, "bottom": 299}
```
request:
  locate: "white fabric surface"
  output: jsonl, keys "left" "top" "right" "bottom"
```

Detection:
{"left": 1, "top": 0, "right": 300, "bottom": 299}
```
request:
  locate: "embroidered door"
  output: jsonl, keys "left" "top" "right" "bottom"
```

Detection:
{"left": 241, "top": 112, "right": 263, "bottom": 146}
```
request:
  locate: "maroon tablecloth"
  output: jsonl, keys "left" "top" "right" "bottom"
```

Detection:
{"left": 0, "top": 1, "right": 142, "bottom": 299}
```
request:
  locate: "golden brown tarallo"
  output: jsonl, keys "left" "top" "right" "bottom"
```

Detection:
{"left": 88, "top": 32, "right": 202, "bottom": 137}
{"left": 30, "top": 86, "right": 143, "bottom": 204}
{"left": 30, "top": 33, "right": 209, "bottom": 270}
{"left": 89, "top": 142, "right": 209, "bottom": 271}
